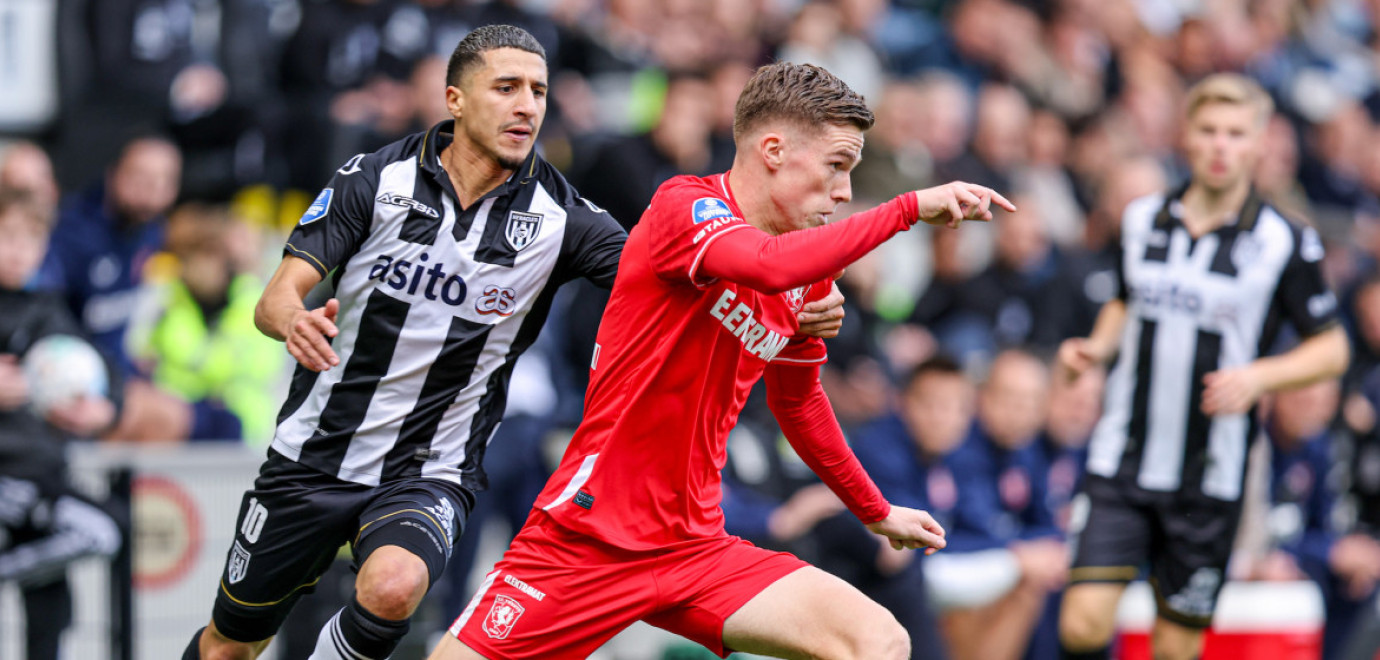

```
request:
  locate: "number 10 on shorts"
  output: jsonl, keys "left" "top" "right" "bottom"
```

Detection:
{"left": 241, "top": 498, "right": 269, "bottom": 544}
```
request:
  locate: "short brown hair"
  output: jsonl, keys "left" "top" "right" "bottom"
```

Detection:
{"left": 1185, "top": 73, "right": 1273, "bottom": 127}
{"left": 732, "top": 62, "right": 874, "bottom": 144}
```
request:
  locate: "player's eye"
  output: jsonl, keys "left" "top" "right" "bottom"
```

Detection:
{"left": 498, "top": 85, "right": 514, "bottom": 93}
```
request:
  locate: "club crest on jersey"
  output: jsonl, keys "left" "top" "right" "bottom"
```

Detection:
{"left": 300, "top": 188, "right": 333, "bottom": 225}
{"left": 693, "top": 197, "right": 734, "bottom": 224}
{"left": 505, "top": 211, "right": 543, "bottom": 251}
{"left": 785, "top": 286, "right": 808, "bottom": 313}
{"left": 228, "top": 541, "right": 251, "bottom": 584}
{"left": 483, "top": 595, "right": 525, "bottom": 639}
{"left": 1230, "top": 233, "right": 1261, "bottom": 271}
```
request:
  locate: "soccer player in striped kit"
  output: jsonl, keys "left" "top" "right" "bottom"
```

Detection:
{"left": 1056, "top": 74, "right": 1351, "bottom": 660}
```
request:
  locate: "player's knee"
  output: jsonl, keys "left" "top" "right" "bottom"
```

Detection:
{"left": 872, "top": 618, "right": 911, "bottom": 660}
{"left": 1059, "top": 603, "right": 1115, "bottom": 650}
{"left": 199, "top": 632, "right": 259, "bottom": 660}
{"left": 356, "top": 550, "right": 429, "bottom": 620}
{"left": 843, "top": 611, "right": 909, "bottom": 660}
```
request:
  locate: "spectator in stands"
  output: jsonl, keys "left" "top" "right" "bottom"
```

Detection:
{"left": 938, "top": 83, "right": 1031, "bottom": 193}
{"left": 0, "top": 142, "right": 60, "bottom": 218}
{"left": 944, "top": 349, "right": 1066, "bottom": 660}
{"left": 574, "top": 72, "right": 722, "bottom": 231}
{"left": 125, "top": 202, "right": 285, "bottom": 444}
{"left": 44, "top": 134, "right": 195, "bottom": 442}
{"left": 778, "top": 0, "right": 885, "bottom": 103}
{"left": 853, "top": 79, "right": 934, "bottom": 202}
{"left": 959, "top": 193, "right": 1067, "bottom": 353}
{"left": 1253, "top": 379, "right": 1380, "bottom": 659}
{"left": 0, "top": 189, "right": 123, "bottom": 660}
{"left": 1040, "top": 366, "right": 1102, "bottom": 534}
{"left": 907, "top": 225, "right": 988, "bottom": 368}
{"left": 1017, "top": 109, "right": 1083, "bottom": 250}
{"left": 848, "top": 355, "right": 975, "bottom": 655}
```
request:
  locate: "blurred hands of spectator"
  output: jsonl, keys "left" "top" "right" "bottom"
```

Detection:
{"left": 1329, "top": 534, "right": 1380, "bottom": 599}
{"left": 1250, "top": 549, "right": 1307, "bottom": 582}
{"left": 331, "top": 88, "right": 377, "bottom": 127}
{"left": 884, "top": 323, "right": 938, "bottom": 375}
{"left": 45, "top": 395, "right": 116, "bottom": 437}
{"left": 1344, "top": 392, "right": 1375, "bottom": 434}
{"left": 169, "top": 63, "right": 229, "bottom": 120}
{"left": 0, "top": 354, "right": 28, "bottom": 411}
{"left": 1010, "top": 537, "right": 1069, "bottom": 591}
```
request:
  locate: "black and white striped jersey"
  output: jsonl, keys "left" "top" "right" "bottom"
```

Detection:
{"left": 273, "top": 121, "right": 626, "bottom": 490}
{"left": 1087, "top": 188, "right": 1338, "bottom": 501}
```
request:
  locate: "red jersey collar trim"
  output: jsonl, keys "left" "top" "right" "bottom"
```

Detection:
{"left": 717, "top": 172, "right": 743, "bottom": 216}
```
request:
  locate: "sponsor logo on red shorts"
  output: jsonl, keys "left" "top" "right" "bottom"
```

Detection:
{"left": 483, "top": 595, "right": 525, "bottom": 639}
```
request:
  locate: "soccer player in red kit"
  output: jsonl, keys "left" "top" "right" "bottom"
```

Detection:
{"left": 431, "top": 62, "right": 1014, "bottom": 660}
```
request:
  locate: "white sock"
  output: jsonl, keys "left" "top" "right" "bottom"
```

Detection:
{"left": 307, "top": 610, "right": 370, "bottom": 660}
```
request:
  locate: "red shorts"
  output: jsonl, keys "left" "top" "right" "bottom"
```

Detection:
{"left": 448, "top": 514, "right": 808, "bottom": 659}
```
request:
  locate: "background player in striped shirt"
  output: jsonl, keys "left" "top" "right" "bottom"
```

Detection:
{"left": 183, "top": 25, "right": 848, "bottom": 660}
{"left": 1056, "top": 74, "right": 1351, "bottom": 660}
{"left": 433, "top": 62, "right": 1012, "bottom": 660}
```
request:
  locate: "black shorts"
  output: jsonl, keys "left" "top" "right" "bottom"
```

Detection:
{"left": 1067, "top": 475, "right": 1242, "bottom": 628}
{"left": 211, "top": 450, "right": 475, "bottom": 642}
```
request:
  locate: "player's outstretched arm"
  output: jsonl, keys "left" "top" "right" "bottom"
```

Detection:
{"left": 912, "top": 181, "right": 1016, "bottom": 229}
{"left": 865, "top": 506, "right": 947, "bottom": 555}
{"left": 255, "top": 256, "right": 339, "bottom": 372}
{"left": 700, "top": 182, "right": 1015, "bottom": 294}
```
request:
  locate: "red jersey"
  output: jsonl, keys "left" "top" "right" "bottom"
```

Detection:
{"left": 537, "top": 172, "right": 917, "bottom": 549}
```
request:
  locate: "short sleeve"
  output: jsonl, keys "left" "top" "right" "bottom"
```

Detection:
{"left": 645, "top": 179, "right": 751, "bottom": 286}
{"left": 561, "top": 198, "right": 628, "bottom": 289}
{"left": 283, "top": 155, "right": 378, "bottom": 276}
{"left": 1276, "top": 226, "right": 1338, "bottom": 338}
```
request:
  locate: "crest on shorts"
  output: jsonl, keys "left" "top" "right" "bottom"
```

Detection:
{"left": 228, "top": 541, "right": 251, "bottom": 584}
{"left": 505, "top": 211, "right": 543, "bottom": 252}
{"left": 483, "top": 595, "right": 525, "bottom": 640}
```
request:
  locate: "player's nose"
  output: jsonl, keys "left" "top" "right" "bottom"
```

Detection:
{"left": 832, "top": 176, "right": 853, "bottom": 205}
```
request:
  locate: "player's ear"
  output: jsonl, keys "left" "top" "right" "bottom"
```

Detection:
{"left": 445, "top": 85, "right": 464, "bottom": 120}
{"left": 759, "top": 132, "right": 785, "bottom": 173}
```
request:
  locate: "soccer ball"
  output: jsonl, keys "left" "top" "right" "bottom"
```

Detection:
{"left": 22, "top": 334, "right": 108, "bottom": 414}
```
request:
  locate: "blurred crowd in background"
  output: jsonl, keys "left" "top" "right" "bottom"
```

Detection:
{"left": 7, "top": 0, "right": 1380, "bottom": 658}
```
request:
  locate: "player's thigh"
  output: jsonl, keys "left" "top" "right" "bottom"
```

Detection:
{"left": 448, "top": 520, "right": 654, "bottom": 659}
{"left": 211, "top": 455, "right": 364, "bottom": 642}
{"left": 353, "top": 477, "right": 476, "bottom": 600}
{"left": 721, "top": 566, "right": 909, "bottom": 660}
{"left": 1068, "top": 476, "right": 1152, "bottom": 585}
{"left": 1147, "top": 498, "right": 1239, "bottom": 628}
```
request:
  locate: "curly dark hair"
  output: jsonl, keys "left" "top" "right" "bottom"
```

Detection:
{"left": 446, "top": 25, "right": 546, "bottom": 87}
